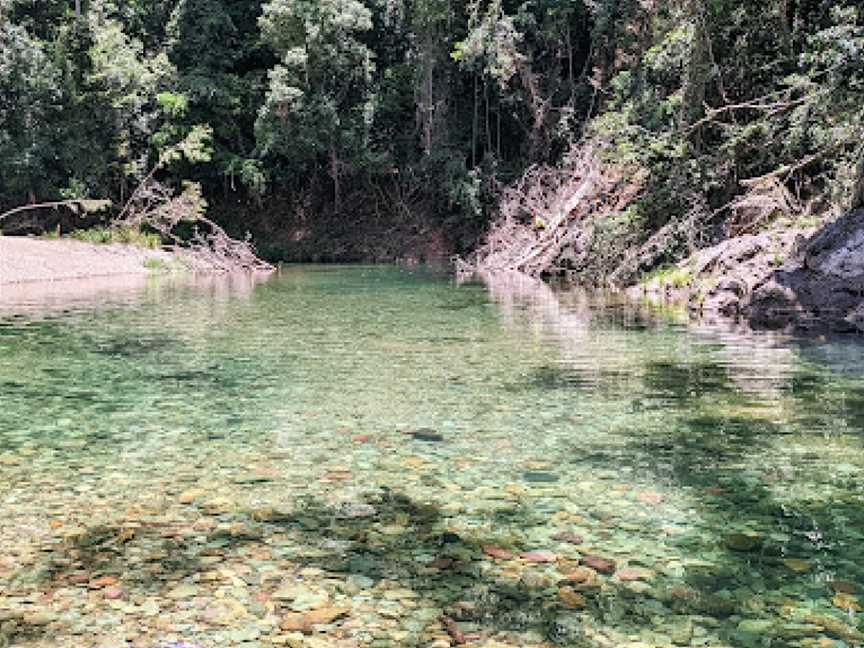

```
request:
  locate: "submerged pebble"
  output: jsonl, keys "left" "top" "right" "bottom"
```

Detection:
{"left": 522, "top": 471, "right": 559, "bottom": 483}
{"left": 411, "top": 428, "right": 444, "bottom": 442}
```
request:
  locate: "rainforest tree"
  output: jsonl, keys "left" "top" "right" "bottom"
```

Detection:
{"left": 0, "top": 0, "right": 860, "bottom": 268}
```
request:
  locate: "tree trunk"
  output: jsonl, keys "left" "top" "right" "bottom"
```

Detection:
{"left": 852, "top": 153, "right": 864, "bottom": 211}
{"left": 682, "top": 0, "right": 709, "bottom": 144}
{"left": 415, "top": 32, "right": 436, "bottom": 156}
{"left": 472, "top": 73, "right": 478, "bottom": 167}
{"left": 566, "top": 22, "right": 574, "bottom": 100}
{"left": 485, "top": 80, "right": 491, "bottom": 155}
{"left": 330, "top": 145, "right": 341, "bottom": 215}
{"left": 74, "top": 0, "right": 81, "bottom": 17}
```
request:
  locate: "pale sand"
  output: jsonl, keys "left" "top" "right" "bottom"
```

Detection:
{"left": 0, "top": 236, "right": 177, "bottom": 285}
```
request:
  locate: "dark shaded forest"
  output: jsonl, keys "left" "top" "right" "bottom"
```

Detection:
{"left": 1, "top": 0, "right": 862, "bottom": 269}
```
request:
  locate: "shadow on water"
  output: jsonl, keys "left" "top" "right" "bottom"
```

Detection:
{"left": 19, "top": 399, "right": 864, "bottom": 648}
{"left": 476, "top": 271, "right": 864, "bottom": 645}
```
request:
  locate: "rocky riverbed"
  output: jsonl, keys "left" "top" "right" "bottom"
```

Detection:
{"left": 2, "top": 420, "right": 863, "bottom": 648}
{"left": 3, "top": 266, "right": 864, "bottom": 648}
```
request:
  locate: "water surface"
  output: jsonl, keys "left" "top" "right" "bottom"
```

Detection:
{"left": 1, "top": 267, "right": 863, "bottom": 648}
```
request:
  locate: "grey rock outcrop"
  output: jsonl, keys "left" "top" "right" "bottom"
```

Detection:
{"left": 745, "top": 209, "right": 864, "bottom": 332}
{"left": 692, "top": 230, "right": 804, "bottom": 317}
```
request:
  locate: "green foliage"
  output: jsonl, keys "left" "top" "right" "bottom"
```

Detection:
{"left": 0, "top": 21, "right": 62, "bottom": 201}
{"left": 453, "top": 1, "right": 523, "bottom": 86}
{"left": 68, "top": 225, "right": 161, "bottom": 248}
{"left": 257, "top": 0, "right": 376, "bottom": 164}
{"left": 641, "top": 265, "right": 693, "bottom": 289}
{"left": 1, "top": 0, "right": 862, "bottom": 265}
{"left": 590, "top": 0, "right": 864, "bottom": 259}
{"left": 164, "top": 124, "right": 214, "bottom": 166}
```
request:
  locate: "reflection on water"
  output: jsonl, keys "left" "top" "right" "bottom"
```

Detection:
{"left": 0, "top": 271, "right": 270, "bottom": 317}
{"left": 2, "top": 266, "right": 864, "bottom": 648}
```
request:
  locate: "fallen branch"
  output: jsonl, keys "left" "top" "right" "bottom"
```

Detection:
{"left": 458, "top": 138, "right": 640, "bottom": 279}
{"left": 113, "top": 125, "right": 274, "bottom": 273}
{"left": 739, "top": 148, "right": 832, "bottom": 187}
{"left": 121, "top": 180, "right": 274, "bottom": 273}
{"left": 687, "top": 94, "right": 814, "bottom": 133}
{"left": 0, "top": 199, "right": 111, "bottom": 224}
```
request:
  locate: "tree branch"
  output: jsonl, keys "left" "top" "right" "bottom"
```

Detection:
{"left": 0, "top": 200, "right": 111, "bottom": 224}
{"left": 687, "top": 94, "right": 814, "bottom": 133}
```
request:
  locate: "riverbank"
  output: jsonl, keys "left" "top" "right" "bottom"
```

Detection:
{"left": 629, "top": 209, "right": 864, "bottom": 334}
{"left": 0, "top": 237, "right": 184, "bottom": 285}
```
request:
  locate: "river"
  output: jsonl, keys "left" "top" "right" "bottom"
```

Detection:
{"left": 1, "top": 266, "right": 863, "bottom": 647}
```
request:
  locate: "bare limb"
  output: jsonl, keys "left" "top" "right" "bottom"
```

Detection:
{"left": 0, "top": 199, "right": 111, "bottom": 224}
{"left": 687, "top": 93, "right": 814, "bottom": 133}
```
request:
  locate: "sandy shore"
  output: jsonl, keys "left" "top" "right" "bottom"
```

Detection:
{"left": 0, "top": 236, "right": 179, "bottom": 285}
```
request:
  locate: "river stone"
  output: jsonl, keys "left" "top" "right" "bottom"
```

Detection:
{"left": 281, "top": 607, "right": 349, "bottom": 632}
{"left": 832, "top": 592, "right": 861, "bottom": 611}
{"left": 103, "top": 586, "right": 124, "bottom": 600}
{"left": 168, "top": 584, "right": 200, "bottom": 599}
{"left": 725, "top": 533, "right": 761, "bottom": 552}
{"left": 347, "top": 574, "right": 375, "bottom": 589}
{"left": 559, "top": 566, "right": 597, "bottom": 585}
{"left": 273, "top": 632, "right": 305, "bottom": 648}
{"left": 483, "top": 545, "right": 515, "bottom": 560}
{"left": 520, "top": 550, "right": 558, "bottom": 563}
{"left": 383, "top": 588, "right": 419, "bottom": 600}
{"left": 581, "top": 554, "right": 616, "bottom": 574}
{"left": 614, "top": 567, "right": 653, "bottom": 581}
{"left": 804, "top": 613, "right": 864, "bottom": 641}
{"left": 778, "top": 623, "right": 825, "bottom": 639}
{"left": 551, "top": 530, "right": 584, "bottom": 544}
{"left": 737, "top": 619, "right": 774, "bottom": 634}
{"left": 273, "top": 584, "right": 329, "bottom": 611}
{"left": 139, "top": 600, "right": 160, "bottom": 616}
{"left": 21, "top": 612, "right": 54, "bottom": 626}
{"left": 829, "top": 579, "right": 857, "bottom": 594}
{"left": 229, "top": 626, "right": 261, "bottom": 642}
{"left": 670, "top": 619, "right": 693, "bottom": 645}
{"left": 558, "top": 586, "right": 586, "bottom": 609}
{"left": 202, "top": 497, "right": 234, "bottom": 514}
{"left": 88, "top": 575, "right": 118, "bottom": 588}
{"left": 635, "top": 490, "right": 664, "bottom": 505}
{"left": 291, "top": 590, "right": 330, "bottom": 611}
{"left": 782, "top": 558, "right": 810, "bottom": 572}
{"left": 696, "top": 595, "right": 735, "bottom": 618}
{"left": 178, "top": 488, "right": 205, "bottom": 504}
{"left": 522, "top": 471, "right": 559, "bottom": 483}
{"left": 411, "top": 429, "right": 444, "bottom": 442}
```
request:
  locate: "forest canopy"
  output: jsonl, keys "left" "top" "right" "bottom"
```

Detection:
{"left": 1, "top": 0, "right": 862, "bottom": 266}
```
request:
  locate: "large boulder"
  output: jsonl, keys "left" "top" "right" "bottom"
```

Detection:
{"left": 746, "top": 209, "right": 864, "bottom": 333}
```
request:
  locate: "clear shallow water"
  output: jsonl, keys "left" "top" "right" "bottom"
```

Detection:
{"left": 1, "top": 267, "right": 864, "bottom": 648}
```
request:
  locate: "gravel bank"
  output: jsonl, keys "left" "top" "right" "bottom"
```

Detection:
{"left": 0, "top": 236, "right": 179, "bottom": 284}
